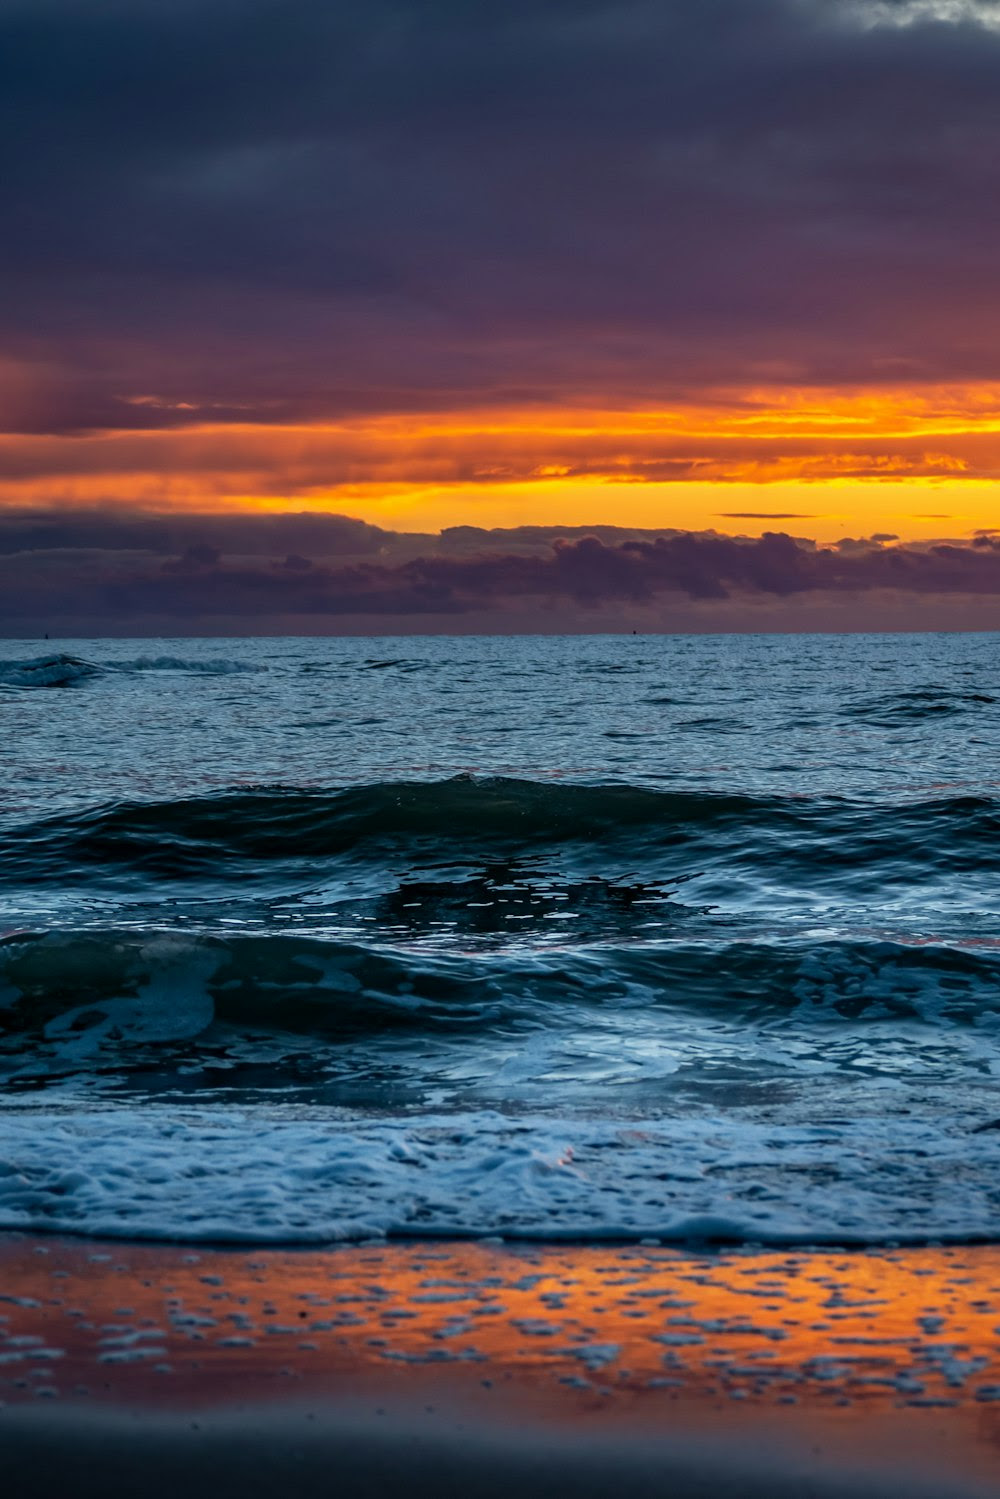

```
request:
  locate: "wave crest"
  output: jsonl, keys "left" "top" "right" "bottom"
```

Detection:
{"left": 0, "top": 652, "right": 266, "bottom": 689}
{"left": 0, "top": 653, "right": 100, "bottom": 688}
{"left": 3, "top": 778, "right": 999, "bottom": 891}
{"left": 1, "top": 929, "right": 996, "bottom": 1076}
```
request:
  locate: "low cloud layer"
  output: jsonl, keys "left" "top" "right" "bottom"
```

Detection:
{"left": 3, "top": 510, "right": 1000, "bottom": 634}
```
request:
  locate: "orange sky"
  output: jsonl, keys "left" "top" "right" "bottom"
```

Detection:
{"left": 6, "top": 383, "right": 1000, "bottom": 542}
{"left": 6, "top": 0, "right": 1000, "bottom": 583}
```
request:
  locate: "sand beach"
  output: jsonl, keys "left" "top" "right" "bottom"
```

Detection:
{"left": 2, "top": 1234, "right": 998, "bottom": 1498}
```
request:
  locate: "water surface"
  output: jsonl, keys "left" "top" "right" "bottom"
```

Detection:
{"left": 0, "top": 634, "right": 997, "bottom": 1243}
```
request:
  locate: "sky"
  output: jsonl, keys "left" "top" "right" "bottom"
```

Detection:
{"left": 5, "top": 0, "right": 1000, "bottom": 631}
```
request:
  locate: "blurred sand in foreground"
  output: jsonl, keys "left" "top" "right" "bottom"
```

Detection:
{"left": 1, "top": 1235, "right": 998, "bottom": 1498}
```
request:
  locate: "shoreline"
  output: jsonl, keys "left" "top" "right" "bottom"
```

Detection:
{"left": 1, "top": 1234, "right": 998, "bottom": 1497}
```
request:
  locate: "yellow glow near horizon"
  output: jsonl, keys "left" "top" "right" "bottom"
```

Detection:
{"left": 3, "top": 383, "right": 1000, "bottom": 542}
{"left": 265, "top": 476, "right": 994, "bottom": 544}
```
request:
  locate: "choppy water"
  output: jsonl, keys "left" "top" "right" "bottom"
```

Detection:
{"left": 0, "top": 634, "right": 998, "bottom": 1244}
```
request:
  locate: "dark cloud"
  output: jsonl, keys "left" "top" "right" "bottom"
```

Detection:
{"left": 0, "top": 508, "right": 392, "bottom": 557}
{"left": 3, "top": 0, "right": 1000, "bottom": 433}
{"left": 3, "top": 510, "right": 1000, "bottom": 631}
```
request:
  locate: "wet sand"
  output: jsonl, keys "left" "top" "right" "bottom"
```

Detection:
{"left": 1, "top": 1235, "right": 998, "bottom": 1497}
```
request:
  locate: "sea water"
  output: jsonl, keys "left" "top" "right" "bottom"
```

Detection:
{"left": 0, "top": 633, "right": 998, "bottom": 1244}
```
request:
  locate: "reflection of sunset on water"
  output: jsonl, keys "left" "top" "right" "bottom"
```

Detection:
{"left": 2, "top": 1238, "right": 998, "bottom": 1453}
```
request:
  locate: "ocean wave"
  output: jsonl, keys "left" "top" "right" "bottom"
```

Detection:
{"left": 1, "top": 1103, "right": 997, "bottom": 1246}
{"left": 1, "top": 777, "right": 999, "bottom": 888}
{"left": 2, "top": 930, "right": 997, "bottom": 1074}
{"left": 0, "top": 653, "right": 101, "bottom": 688}
{"left": 0, "top": 777, "right": 793, "bottom": 881}
{"left": 844, "top": 686, "right": 999, "bottom": 723}
{"left": 0, "top": 652, "right": 265, "bottom": 689}
{"left": 108, "top": 655, "right": 267, "bottom": 675}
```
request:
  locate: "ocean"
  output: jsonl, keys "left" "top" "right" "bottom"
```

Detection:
{"left": 0, "top": 632, "right": 998, "bottom": 1247}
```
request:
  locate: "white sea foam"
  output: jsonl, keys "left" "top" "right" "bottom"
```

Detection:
{"left": 0, "top": 1105, "right": 997, "bottom": 1246}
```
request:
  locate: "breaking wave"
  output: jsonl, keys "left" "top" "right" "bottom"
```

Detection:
{"left": 0, "top": 652, "right": 265, "bottom": 688}
{"left": 0, "top": 653, "right": 101, "bottom": 688}
{"left": 1, "top": 928, "right": 998, "bottom": 1078}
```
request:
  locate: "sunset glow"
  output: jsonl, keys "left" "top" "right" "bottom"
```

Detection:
{"left": 3, "top": 0, "right": 1000, "bottom": 628}
{"left": 5, "top": 13, "right": 1000, "bottom": 1499}
{"left": 5, "top": 383, "right": 1000, "bottom": 544}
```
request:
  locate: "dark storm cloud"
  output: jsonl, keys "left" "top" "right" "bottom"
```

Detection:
{"left": 3, "top": 512, "right": 1000, "bottom": 626}
{"left": 4, "top": 0, "right": 1000, "bottom": 431}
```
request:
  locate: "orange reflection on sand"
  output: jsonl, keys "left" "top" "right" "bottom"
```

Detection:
{"left": 1, "top": 1237, "right": 999, "bottom": 1416}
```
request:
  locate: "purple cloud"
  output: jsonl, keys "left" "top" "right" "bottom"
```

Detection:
{"left": 2, "top": 1, "right": 1000, "bottom": 435}
{"left": 3, "top": 512, "right": 1000, "bottom": 632}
